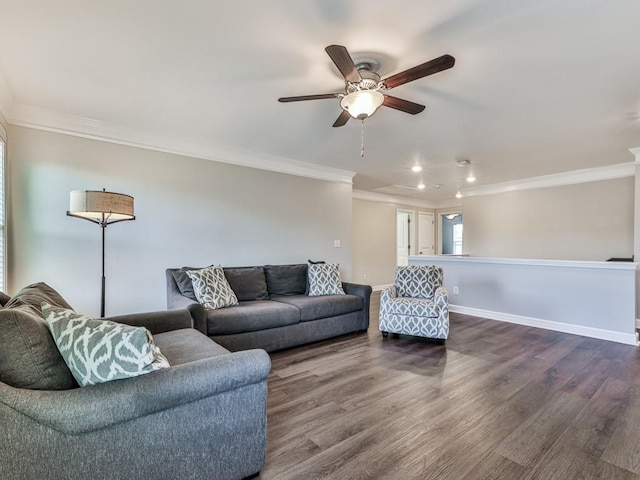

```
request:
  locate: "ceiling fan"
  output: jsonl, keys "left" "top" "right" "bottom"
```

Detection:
{"left": 278, "top": 45, "right": 455, "bottom": 127}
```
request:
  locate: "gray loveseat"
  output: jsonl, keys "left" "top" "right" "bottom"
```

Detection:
{"left": 0, "top": 283, "right": 270, "bottom": 480}
{"left": 167, "top": 263, "right": 372, "bottom": 352}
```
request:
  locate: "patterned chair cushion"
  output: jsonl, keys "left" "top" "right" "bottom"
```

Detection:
{"left": 395, "top": 265, "right": 443, "bottom": 299}
{"left": 187, "top": 265, "right": 239, "bottom": 310}
{"left": 384, "top": 297, "right": 440, "bottom": 317}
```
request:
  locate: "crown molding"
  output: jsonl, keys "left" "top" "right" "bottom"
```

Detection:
{"left": 462, "top": 162, "right": 636, "bottom": 198}
{"left": 7, "top": 102, "right": 356, "bottom": 185}
{"left": 353, "top": 189, "right": 440, "bottom": 208}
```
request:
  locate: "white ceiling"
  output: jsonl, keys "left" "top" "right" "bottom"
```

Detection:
{"left": 1, "top": 0, "right": 639, "bottom": 202}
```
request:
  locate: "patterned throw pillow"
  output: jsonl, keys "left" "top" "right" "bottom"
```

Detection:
{"left": 186, "top": 265, "right": 239, "bottom": 309}
{"left": 308, "top": 263, "right": 345, "bottom": 296}
{"left": 42, "top": 304, "right": 170, "bottom": 387}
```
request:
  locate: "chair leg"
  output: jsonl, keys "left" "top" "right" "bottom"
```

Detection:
{"left": 381, "top": 331, "right": 388, "bottom": 338}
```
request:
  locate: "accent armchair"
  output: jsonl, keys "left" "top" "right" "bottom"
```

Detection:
{"left": 379, "top": 265, "right": 449, "bottom": 343}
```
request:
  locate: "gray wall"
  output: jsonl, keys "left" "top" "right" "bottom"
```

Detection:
{"left": 352, "top": 198, "right": 434, "bottom": 287}
{"left": 463, "top": 177, "right": 634, "bottom": 261}
{"left": 8, "top": 126, "right": 353, "bottom": 316}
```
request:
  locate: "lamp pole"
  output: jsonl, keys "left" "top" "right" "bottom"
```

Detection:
{"left": 67, "top": 189, "right": 135, "bottom": 317}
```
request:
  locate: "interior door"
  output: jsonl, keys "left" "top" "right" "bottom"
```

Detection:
{"left": 418, "top": 212, "right": 435, "bottom": 255}
{"left": 396, "top": 210, "right": 414, "bottom": 266}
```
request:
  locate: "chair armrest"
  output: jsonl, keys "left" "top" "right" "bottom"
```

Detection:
{"left": 106, "top": 309, "right": 193, "bottom": 334}
{"left": 434, "top": 286, "right": 448, "bottom": 303}
{"left": 0, "top": 349, "right": 271, "bottom": 435}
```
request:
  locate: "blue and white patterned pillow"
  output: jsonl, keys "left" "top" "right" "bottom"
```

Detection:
{"left": 186, "top": 265, "right": 239, "bottom": 309}
{"left": 42, "top": 303, "right": 169, "bottom": 387}
{"left": 308, "top": 263, "right": 345, "bottom": 296}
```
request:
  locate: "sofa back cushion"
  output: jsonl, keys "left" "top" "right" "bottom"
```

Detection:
{"left": 0, "top": 283, "right": 76, "bottom": 390}
{"left": 223, "top": 267, "right": 269, "bottom": 302}
{"left": 264, "top": 264, "right": 307, "bottom": 297}
{"left": 171, "top": 267, "right": 201, "bottom": 301}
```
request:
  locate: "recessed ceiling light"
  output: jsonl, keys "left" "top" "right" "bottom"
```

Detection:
{"left": 466, "top": 175, "right": 476, "bottom": 183}
{"left": 417, "top": 183, "right": 426, "bottom": 190}
{"left": 411, "top": 165, "right": 422, "bottom": 173}
{"left": 456, "top": 159, "right": 470, "bottom": 167}
{"left": 434, "top": 184, "right": 441, "bottom": 189}
{"left": 455, "top": 191, "right": 463, "bottom": 199}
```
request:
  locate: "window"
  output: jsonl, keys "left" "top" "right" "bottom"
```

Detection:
{"left": 452, "top": 223, "right": 463, "bottom": 255}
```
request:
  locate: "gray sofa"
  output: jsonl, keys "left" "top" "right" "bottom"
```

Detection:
{"left": 0, "top": 283, "right": 270, "bottom": 480}
{"left": 167, "top": 263, "right": 372, "bottom": 352}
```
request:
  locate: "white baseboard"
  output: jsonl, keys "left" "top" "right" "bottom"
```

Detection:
{"left": 451, "top": 304, "right": 639, "bottom": 346}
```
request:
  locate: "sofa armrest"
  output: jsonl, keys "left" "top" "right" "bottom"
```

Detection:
{"left": 166, "top": 269, "right": 207, "bottom": 334}
{"left": 0, "top": 348, "right": 270, "bottom": 435}
{"left": 106, "top": 309, "right": 193, "bottom": 334}
{"left": 342, "top": 282, "right": 372, "bottom": 329}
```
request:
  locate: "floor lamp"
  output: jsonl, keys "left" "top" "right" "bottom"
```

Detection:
{"left": 67, "top": 189, "right": 135, "bottom": 317}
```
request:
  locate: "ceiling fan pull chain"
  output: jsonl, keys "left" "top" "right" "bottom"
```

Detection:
{"left": 361, "top": 119, "right": 365, "bottom": 158}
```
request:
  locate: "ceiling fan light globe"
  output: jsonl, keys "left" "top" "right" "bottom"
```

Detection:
{"left": 340, "top": 90, "right": 384, "bottom": 119}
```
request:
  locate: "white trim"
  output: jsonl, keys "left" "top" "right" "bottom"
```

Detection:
{"left": 629, "top": 147, "right": 640, "bottom": 160}
{"left": 410, "top": 255, "right": 638, "bottom": 271}
{"left": 462, "top": 162, "right": 636, "bottom": 198}
{"left": 7, "top": 103, "right": 356, "bottom": 185}
{"left": 352, "top": 189, "right": 438, "bottom": 208}
{"left": 451, "top": 304, "right": 639, "bottom": 346}
{"left": 372, "top": 284, "right": 393, "bottom": 292}
{"left": 636, "top": 318, "right": 640, "bottom": 330}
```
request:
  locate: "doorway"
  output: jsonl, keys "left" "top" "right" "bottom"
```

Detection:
{"left": 396, "top": 210, "right": 415, "bottom": 266}
{"left": 440, "top": 213, "right": 463, "bottom": 255}
{"left": 418, "top": 211, "right": 435, "bottom": 255}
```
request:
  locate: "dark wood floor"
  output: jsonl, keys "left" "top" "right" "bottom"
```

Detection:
{"left": 259, "top": 292, "right": 640, "bottom": 479}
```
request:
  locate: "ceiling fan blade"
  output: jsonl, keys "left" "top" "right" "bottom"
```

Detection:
{"left": 382, "top": 95, "right": 426, "bottom": 115}
{"left": 382, "top": 54, "right": 455, "bottom": 89}
{"left": 278, "top": 93, "right": 339, "bottom": 102}
{"left": 325, "top": 45, "right": 362, "bottom": 83}
{"left": 332, "top": 110, "right": 351, "bottom": 127}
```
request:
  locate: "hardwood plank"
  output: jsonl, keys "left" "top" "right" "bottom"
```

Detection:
{"left": 256, "top": 308, "right": 640, "bottom": 479}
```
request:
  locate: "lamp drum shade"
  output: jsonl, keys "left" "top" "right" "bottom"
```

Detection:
{"left": 69, "top": 190, "right": 134, "bottom": 221}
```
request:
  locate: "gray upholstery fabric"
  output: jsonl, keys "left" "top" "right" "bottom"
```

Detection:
{"left": 212, "top": 311, "right": 366, "bottom": 352}
{"left": 0, "top": 308, "right": 270, "bottom": 480}
{"left": 264, "top": 264, "right": 307, "bottom": 296}
{"left": 154, "top": 328, "right": 231, "bottom": 364}
{"left": 0, "top": 283, "right": 78, "bottom": 390}
{"left": 223, "top": 266, "right": 269, "bottom": 301}
{"left": 4, "top": 282, "right": 73, "bottom": 315}
{"left": 108, "top": 308, "right": 193, "bottom": 334}
{"left": 271, "top": 293, "right": 362, "bottom": 321}
{"left": 167, "top": 265, "right": 372, "bottom": 352}
{"left": 0, "top": 291, "right": 11, "bottom": 306}
{"left": 171, "top": 266, "right": 200, "bottom": 301}
{"left": 207, "top": 300, "right": 300, "bottom": 335}
{"left": 0, "top": 307, "right": 76, "bottom": 390}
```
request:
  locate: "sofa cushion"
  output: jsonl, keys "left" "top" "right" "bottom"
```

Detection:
{"left": 171, "top": 266, "right": 204, "bottom": 301}
{"left": 271, "top": 294, "right": 363, "bottom": 322}
{"left": 264, "top": 264, "right": 307, "bottom": 297}
{"left": 206, "top": 300, "right": 300, "bottom": 335}
{"left": 43, "top": 304, "right": 170, "bottom": 387}
{"left": 4, "top": 282, "right": 73, "bottom": 314}
{"left": 308, "top": 263, "right": 345, "bottom": 296}
{"left": 0, "top": 282, "right": 77, "bottom": 390}
{"left": 0, "top": 290, "right": 11, "bottom": 306}
{"left": 154, "top": 329, "right": 230, "bottom": 365}
{"left": 0, "top": 307, "right": 76, "bottom": 390}
{"left": 223, "top": 267, "right": 269, "bottom": 302}
{"left": 187, "top": 265, "right": 239, "bottom": 310}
